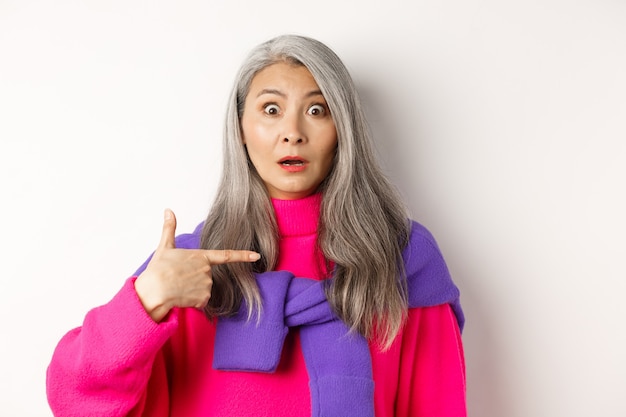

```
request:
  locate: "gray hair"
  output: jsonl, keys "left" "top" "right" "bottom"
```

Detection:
{"left": 201, "top": 34, "right": 410, "bottom": 348}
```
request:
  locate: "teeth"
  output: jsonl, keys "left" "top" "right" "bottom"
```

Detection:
{"left": 282, "top": 160, "right": 304, "bottom": 166}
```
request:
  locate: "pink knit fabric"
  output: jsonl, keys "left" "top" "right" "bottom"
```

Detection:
{"left": 47, "top": 193, "right": 466, "bottom": 416}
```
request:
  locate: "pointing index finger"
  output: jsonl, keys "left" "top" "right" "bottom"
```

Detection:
{"left": 203, "top": 249, "right": 261, "bottom": 265}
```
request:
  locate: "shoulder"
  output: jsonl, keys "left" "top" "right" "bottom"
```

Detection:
{"left": 132, "top": 221, "right": 204, "bottom": 276}
{"left": 403, "top": 220, "right": 461, "bottom": 319}
{"left": 403, "top": 220, "right": 447, "bottom": 269}
{"left": 174, "top": 221, "right": 204, "bottom": 249}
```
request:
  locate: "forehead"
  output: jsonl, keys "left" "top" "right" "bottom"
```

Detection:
{"left": 248, "top": 62, "right": 320, "bottom": 94}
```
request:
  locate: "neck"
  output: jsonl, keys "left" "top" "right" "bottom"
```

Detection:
{"left": 270, "top": 193, "right": 327, "bottom": 279}
{"left": 271, "top": 193, "right": 322, "bottom": 237}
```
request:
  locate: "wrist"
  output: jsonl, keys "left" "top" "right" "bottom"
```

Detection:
{"left": 134, "top": 273, "right": 172, "bottom": 322}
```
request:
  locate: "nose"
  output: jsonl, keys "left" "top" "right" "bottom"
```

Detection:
{"left": 283, "top": 136, "right": 303, "bottom": 144}
{"left": 280, "top": 112, "right": 307, "bottom": 144}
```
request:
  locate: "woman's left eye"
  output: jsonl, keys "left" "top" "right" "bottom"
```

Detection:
{"left": 307, "top": 104, "right": 326, "bottom": 116}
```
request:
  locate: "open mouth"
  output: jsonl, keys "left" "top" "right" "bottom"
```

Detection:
{"left": 280, "top": 160, "right": 305, "bottom": 166}
{"left": 279, "top": 156, "right": 307, "bottom": 166}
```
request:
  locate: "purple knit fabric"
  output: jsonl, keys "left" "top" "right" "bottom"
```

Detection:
{"left": 213, "top": 272, "right": 375, "bottom": 417}
{"left": 133, "top": 220, "right": 463, "bottom": 417}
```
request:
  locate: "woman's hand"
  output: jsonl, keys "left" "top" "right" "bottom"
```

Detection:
{"left": 134, "top": 209, "right": 260, "bottom": 322}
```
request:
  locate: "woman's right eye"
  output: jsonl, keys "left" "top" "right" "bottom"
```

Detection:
{"left": 263, "top": 104, "right": 280, "bottom": 115}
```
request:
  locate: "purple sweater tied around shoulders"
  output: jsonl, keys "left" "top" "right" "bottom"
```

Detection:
{"left": 134, "top": 221, "right": 464, "bottom": 417}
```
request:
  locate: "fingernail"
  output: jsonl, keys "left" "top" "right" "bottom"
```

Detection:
{"left": 164, "top": 209, "right": 172, "bottom": 220}
{"left": 249, "top": 252, "right": 261, "bottom": 261}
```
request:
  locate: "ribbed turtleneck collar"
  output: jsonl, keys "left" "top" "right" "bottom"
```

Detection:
{"left": 271, "top": 193, "right": 321, "bottom": 237}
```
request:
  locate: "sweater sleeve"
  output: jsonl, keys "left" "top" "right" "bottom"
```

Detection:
{"left": 46, "top": 277, "right": 179, "bottom": 417}
{"left": 395, "top": 304, "right": 467, "bottom": 417}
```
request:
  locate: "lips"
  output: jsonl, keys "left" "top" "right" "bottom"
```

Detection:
{"left": 278, "top": 156, "right": 308, "bottom": 172}
{"left": 278, "top": 156, "right": 308, "bottom": 166}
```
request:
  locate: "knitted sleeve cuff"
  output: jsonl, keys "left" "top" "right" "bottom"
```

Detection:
{"left": 87, "top": 277, "right": 179, "bottom": 366}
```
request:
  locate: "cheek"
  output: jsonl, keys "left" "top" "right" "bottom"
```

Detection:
{"left": 246, "top": 138, "right": 271, "bottom": 162}
{"left": 241, "top": 116, "right": 253, "bottom": 144}
{"left": 243, "top": 131, "right": 275, "bottom": 172}
{"left": 322, "top": 130, "right": 338, "bottom": 165}
{"left": 323, "top": 148, "right": 337, "bottom": 170}
{"left": 242, "top": 118, "right": 268, "bottom": 151}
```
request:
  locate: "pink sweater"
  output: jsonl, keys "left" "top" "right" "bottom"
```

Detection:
{"left": 47, "top": 194, "right": 466, "bottom": 416}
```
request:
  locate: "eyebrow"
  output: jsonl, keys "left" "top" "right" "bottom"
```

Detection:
{"left": 256, "top": 88, "right": 324, "bottom": 99}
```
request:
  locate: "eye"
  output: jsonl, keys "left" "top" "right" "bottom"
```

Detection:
{"left": 307, "top": 104, "right": 326, "bottom": 116}
{"left": 263, "top": 103, "right": 280, "bottom": 115}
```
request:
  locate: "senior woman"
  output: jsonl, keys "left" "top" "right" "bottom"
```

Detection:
{"left": 47, "top": 34, "right": 466, "bottom": 417}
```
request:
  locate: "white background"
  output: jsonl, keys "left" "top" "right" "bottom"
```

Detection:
{"left": 1, "top": 1, "right": 625, "bottom": 416}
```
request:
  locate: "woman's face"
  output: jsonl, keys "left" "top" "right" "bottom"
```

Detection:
{"left": 241, "top": 62, "right": 338, "bottom": 200}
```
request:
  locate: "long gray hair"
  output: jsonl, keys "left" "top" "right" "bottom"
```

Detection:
{"left": 201, "top": 34, "right": 411, "bottom": 348}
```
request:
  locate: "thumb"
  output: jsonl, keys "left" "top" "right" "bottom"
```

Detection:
{"left": 157, "top": 208, "right": 177, "bottom": 250}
